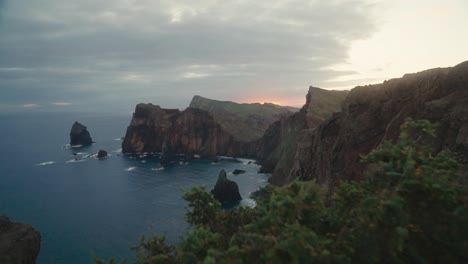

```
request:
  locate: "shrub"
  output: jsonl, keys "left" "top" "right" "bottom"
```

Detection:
{"left": 99, "top": 119, "right": 468, "bottom": 263}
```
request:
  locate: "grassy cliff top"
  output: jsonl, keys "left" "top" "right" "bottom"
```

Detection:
{"left": 189, "top": 95, "right": 298, "bottom": 142}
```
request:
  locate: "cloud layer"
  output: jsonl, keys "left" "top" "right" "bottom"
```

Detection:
{"left": 0, "top": 0, "right": 377, "bottom": 112}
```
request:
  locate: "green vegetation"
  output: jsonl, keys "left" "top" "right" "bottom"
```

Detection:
{"left": 98, "top": 119, "right": 468, "bottom": 263}
{"left": 305, "top": 87, "right": 348, "bottom": 121}
{"left": 189, "top": 95, "right": 298, "bottom": 142}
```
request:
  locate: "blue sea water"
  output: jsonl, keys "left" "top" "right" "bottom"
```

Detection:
{"left": 0, "top": 112, "right": 268, "bottom": 263}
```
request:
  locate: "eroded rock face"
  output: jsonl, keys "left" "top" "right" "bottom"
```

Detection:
{"left": 122, "top": 104, "right": 257, "bottom": 159}
{"left": 0, "top": 215, "right": 41, "bottom": 264}
{"left": 211, "top": 169, "right": 242, "bottom": 204}
{"left": 70, "top": 122, "right": 93, "bottom": 146}
{"left": 286, "top": 61, "right": 468, "bottom": 193}
{"left": 257, "top": 87, "right": 349, "bottom": 185}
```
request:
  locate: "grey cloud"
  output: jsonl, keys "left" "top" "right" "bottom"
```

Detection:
{"left": 0, "top": 0, "right": 378, "bottom": 112}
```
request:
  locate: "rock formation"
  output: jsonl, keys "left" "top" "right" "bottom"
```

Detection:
{"left": 70, "top": 121, "right": 93, "bottom": 146}
{"left": 232, "top": 169, "right": 246, "bottom": 175}
{"left": 275, "top": 61, "right": 468, "bottom": 193}
{"left": 189, "top": 95, "right": 298, "bottom": 142}
{"left": 160, "top": 138, "right": 176, "bottom": 166}
{"left": 0, "top": 215, "right": 41, "bottom": 264}
{"left": 122, "top": 104, "right": 257, "bottom": 159}
{"left": 97, "top": 150, "right": 108, "bottom": 159}
{"left": 257, "top": 87, "right": 349, "bottom": 183}
{"left": 211, "top": 169, "right": 242, "bottom": 204}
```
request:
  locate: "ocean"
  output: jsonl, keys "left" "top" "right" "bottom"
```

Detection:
{"left": 0, "top": 112, "right": 268, "bottom": 263}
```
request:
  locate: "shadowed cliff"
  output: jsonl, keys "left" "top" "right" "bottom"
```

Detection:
{"left": 122, "top": 104, "right": 257, "bottom": 159}
{"left": 272, "top": 60, "right": 468, "bottom": 192}
{"left": 0, "top": 215, "right": 41, "bottom": 264}
{"left": 257, "top": 87, "right": 349, "bottom": 180}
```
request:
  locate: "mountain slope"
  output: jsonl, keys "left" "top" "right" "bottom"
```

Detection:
{"left": 257, "top": 87, "right": 349, "bottom": 181}
{"left": 275, "top": 61, "right": 468, "bottom": 193}
{"left": 189, "top": 95, "right": 298, "bottom": 142}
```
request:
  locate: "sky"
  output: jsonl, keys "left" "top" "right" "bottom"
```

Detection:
{"left": 1, "top": 0, "right": 467, "bottom": 113}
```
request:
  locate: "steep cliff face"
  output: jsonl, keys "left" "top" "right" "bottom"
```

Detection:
{"left": 122, "top": 103, "right": 256, "bottom": 159}
{"left": 285, "top": 61, "right": 468, "bottom": 192}
{"left": 189, "top": 95, "right": 298, "bottom": 142}
{"left": 0, "top": 215, "right": 41, "bottom": 264}
{"left": 258, "top": 87, "right": 349, "bottom": 184}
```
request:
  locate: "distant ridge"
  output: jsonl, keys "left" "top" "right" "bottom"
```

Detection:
{"left": 189, "top": 95, "right": 298, "bottom": 142}
{"left": 122, "top": 89, "right": 351, "bottom": 162}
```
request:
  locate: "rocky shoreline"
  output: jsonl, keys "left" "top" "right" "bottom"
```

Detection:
{"left": 0, "top": 215, "right": 41, "bottom": 264}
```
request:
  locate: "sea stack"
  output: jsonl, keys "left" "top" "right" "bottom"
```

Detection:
{"left": 0, "top": 215, "right": 41, "bottom": 264}
{"left": 70, "top": 121, "right": 93, "bottom": 146}
{"left": 211, "top": 169, "right": 242, "bottom": 204}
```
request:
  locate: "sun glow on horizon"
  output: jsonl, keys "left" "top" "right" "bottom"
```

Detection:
{"left": 241, "top": 97, "right": 304, "bottom": 108}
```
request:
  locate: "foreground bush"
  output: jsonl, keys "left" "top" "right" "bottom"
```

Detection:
{"left": 99, "top": 119, "right": 468, "bottom": 263}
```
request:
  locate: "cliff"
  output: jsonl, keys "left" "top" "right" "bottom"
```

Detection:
{"left": 189, "top": 95, "right": 298, "bottom": 142}
{"left": 0, "top": 215, "right": 41, "bottom": 264}
{"left": 278, "top": 61, "right": 468, "bottom": 192}
{"left": 122, "top": 103, "right": 256, "bottom": 159}
{"left": 258, "top": 87, "right": 349, "bottom": 182}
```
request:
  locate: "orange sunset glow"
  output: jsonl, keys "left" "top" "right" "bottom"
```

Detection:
{"left": 242, "top": 97, "right": 304, "bottom": 107}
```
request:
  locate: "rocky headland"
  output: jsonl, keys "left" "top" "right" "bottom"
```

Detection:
{"left": 122, "top": 89, "right": 348, "bottom": 165}
{"left": 0, "top": 215, "right": 41, "bottom": 264}
{"left": 273, "top": 61, "right": 468, "bottom": 193}
{"left": 121, "top": 61, "right": 467, "bottom": 194}
{"left": 122, "top": 104, "right": 257, "bottom": 160}
{"left": 257, "top": 87, "right": 349, "bottom": 181}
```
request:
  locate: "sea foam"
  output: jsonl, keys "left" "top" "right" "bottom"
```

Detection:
{"left": 37, "top": 161, "right": 56, "bottom": 166}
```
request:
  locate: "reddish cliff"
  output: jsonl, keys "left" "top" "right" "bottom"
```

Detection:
{"left": 283, "top": 61, "right": 468, "bottom": 192}
{"left": 257, "top": 87, "right": 349, "bottom": 182}
{"left": 122, "top": 104, "right": 256, "bottom": 159}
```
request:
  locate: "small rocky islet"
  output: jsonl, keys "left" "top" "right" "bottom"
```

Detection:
{"left": 69, "top": 121, "right": 93, "bottom": 146}
{"left": 210, "top": 169, "right": 242, "bottom": 204}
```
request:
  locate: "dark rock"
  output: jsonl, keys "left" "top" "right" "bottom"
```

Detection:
{"left": 0, "top": 215, "right": 41, "bottom": 264}
{"left": 160, "top": 138, "right": 176, "bottom": 166}
{"left": 70, "top": 121, "right": 93, "bottom": 146}
{"left": 211, "top": 169, "right": 242, "bottom": 204}
{"left": 256, "top": 87, "right": 349, "bottom": 184}
{"left": 97, "top": 150, "right": 108, "bottom": 159}
{"left": 273, "top": 61, "right": 468, "bottom": 195}
{"left": 232, "top": 169, "right": 246, "bottom": 175}
{"left": 122, "top": 103, "right": 257, "bottom": 158}
{"left": 250, "top": 187, "right": 269, "bottom": 201}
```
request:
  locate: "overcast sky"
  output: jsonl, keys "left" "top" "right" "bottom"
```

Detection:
{"left": 1, "top": 0, "right": 467, "bottom": 113}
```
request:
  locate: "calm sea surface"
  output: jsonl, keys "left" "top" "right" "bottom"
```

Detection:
{"left": 0, "top": 112, "right": 268, "bottom": 263}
